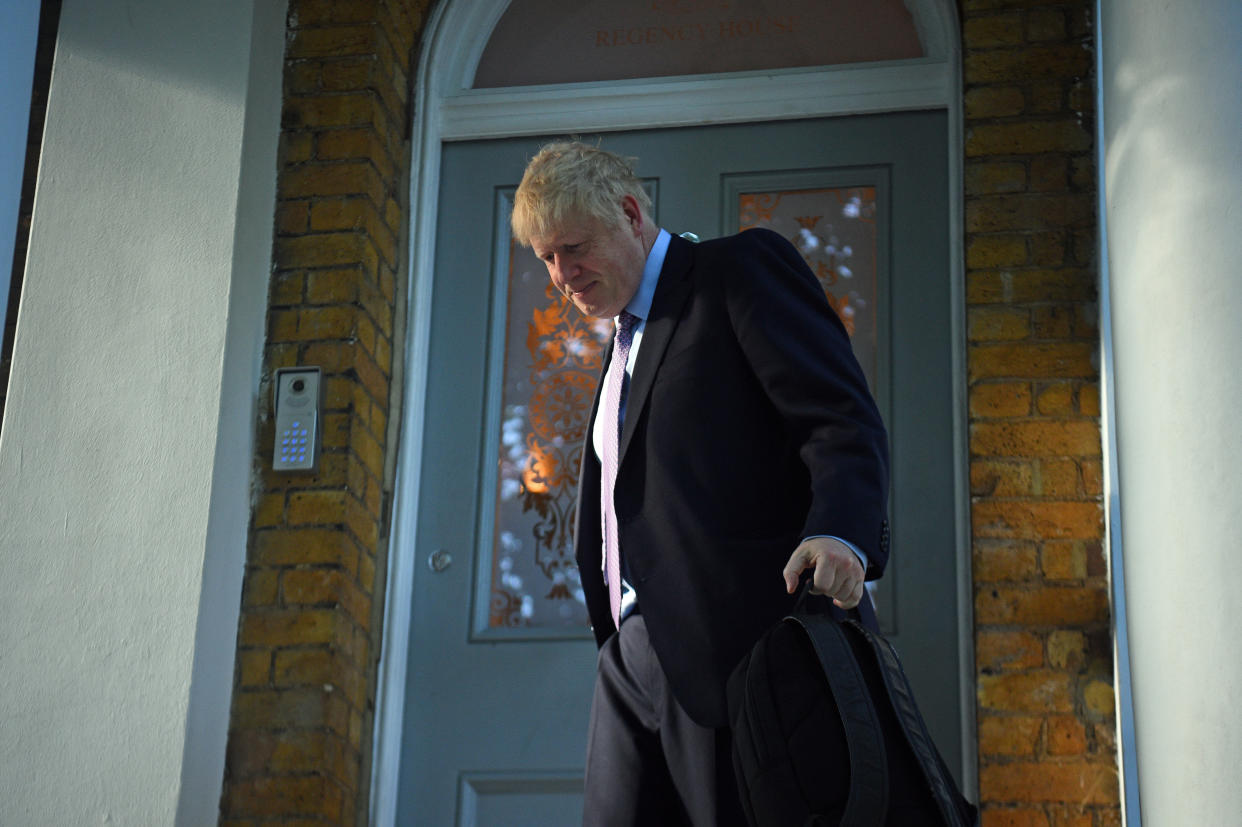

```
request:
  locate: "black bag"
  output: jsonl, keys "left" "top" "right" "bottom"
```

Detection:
{"left": 727, "top": 589, "right": 978, "bottom": 826}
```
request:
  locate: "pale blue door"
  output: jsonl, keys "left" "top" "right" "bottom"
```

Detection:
{"left": 396, "top": 111, "right": 958, "bottom": 825}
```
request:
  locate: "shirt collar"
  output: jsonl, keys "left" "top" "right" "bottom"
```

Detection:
{"left": 620, "top": 228, "right": 670, "bottom": 324}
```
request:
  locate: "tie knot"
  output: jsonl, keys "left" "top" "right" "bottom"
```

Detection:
{"left": 616, "top": 311, "right": 639, "bottom": 337}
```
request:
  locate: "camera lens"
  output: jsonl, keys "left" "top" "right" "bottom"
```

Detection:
{"left": 292, "top": 379, "right": 305, "bottom": 392}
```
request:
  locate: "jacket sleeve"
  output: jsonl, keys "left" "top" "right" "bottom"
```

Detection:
{"left": 720, "top": 228, "right": 890, "bottom": 577}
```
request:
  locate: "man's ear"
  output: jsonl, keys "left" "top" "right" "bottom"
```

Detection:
{"left": 619, "top": 194, "right": 644, "bottom": 236}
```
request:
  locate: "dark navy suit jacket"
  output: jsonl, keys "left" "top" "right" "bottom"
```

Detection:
{"left": 575, "top": 229, "right": 890, "bottom": 727}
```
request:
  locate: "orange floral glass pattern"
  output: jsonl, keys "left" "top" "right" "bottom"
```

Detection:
{"left": 490, "top": 240, "right": 611, "bottom": 628}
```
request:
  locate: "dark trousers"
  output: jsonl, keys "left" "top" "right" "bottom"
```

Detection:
{"left": 582, "top": 614, "right": 747, "bottom": 827}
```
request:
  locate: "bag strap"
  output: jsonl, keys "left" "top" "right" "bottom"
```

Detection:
{"left": 844, "top": 620, "right": 976, "bottom": 827}
{"left": 787, "top": 610, "right": 889, "bottom": 826}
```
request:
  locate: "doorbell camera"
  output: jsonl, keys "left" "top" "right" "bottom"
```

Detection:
{"left": 272, "top": 367, "right": 322, "bottom": 472}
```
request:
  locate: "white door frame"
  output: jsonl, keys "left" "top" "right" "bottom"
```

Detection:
{"left": 370, "top": 1, "right": 972, "bottom": 821}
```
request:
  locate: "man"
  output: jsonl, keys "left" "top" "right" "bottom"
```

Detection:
{"left": 511, "top": 142, "right": 890, "bottom": 826}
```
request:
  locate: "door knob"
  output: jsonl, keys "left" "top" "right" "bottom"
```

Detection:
{"left": 427, "top": 549, "right": 453, "bottom": 573}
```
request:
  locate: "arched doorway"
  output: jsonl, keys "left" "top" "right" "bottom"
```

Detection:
{"left": 373, "top": 2, "right": 970, "bottom": 822}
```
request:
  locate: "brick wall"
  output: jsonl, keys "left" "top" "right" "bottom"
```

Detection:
{"left": 961, "top": 1, "right": 1119, "bottom": 823}
{"left": 219, "top": 2, "right": 426, "bottom": 824}
{"left": 218, "top": 0, "right": 1123, "bottom": 823}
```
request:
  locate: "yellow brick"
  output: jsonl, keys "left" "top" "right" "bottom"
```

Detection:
{"left": 1084, "top": 679, "right": 1115, "bottom": 717}
{"left": 965, "top": 85, "right": 1025, "bottom": 119}
{"left": 968, "top": 269, "right": 1097, "bottom": 304}
{"left": 969, "top": 307, "right": 1031, "bottom": 343}
{"left": 970, "top": 420, "right": 1100, "bottom": 458}
{"left": 1037, "top": 458, "right": 1080, "bottom": 497}
{"left": 978, "top": 671, "right": 1073, "bottom": 713}
{"left": 345, "top": 494, "right": 381, "bottom": 552}
{"left": 321, "top": 56, "right": 378, "bottom": 91}
{"left": 968, "top": 342, "right": 1096, "bottom": 382}
{"left": 973, "top": 459, "right": 1035, "bottom": 497}
{"left": 266, "top": 729, "right": 347, "bottom": 779}
{"left": 1046, "top": 715, "right": 1089, "bottom": 754}
{"left": 966, "top": 161, "right": 1026, "bottom": 195}
{"left": 1030, "top": 155, "right": 1069, "bottom": 192}
{"left": 968, "top": 379, "right": 1038, "bottom": 419}
{"left": 1028, "top": 80, "right": 1065, "bottom": 114}
{"left": 223, "top": 773, "right": 342, "bottom": 820}
{"left": 1078, "top": 383, "right": 1100, "bottom": 416}
{"left": 254, "top": 528, "right": 350, "bottom": 566}
{"left": 966, "top": 194, "right": 1094, "bottom": 233}
{"left": 273, "top": 647, "right": 336, "bottom": 686}
{"left": 977, "top": 630, "right": 1044, "bottom": 671}
{"left": 964, "top": 44, "right": 1091, "bottom": 85}
{"left": 971, "top": 381, "right": 1033, "bottom": 417}
{"left": 244, "top": 568, "right": 281, "bottom": 608}
{"left": 277, "top": 231, "right": 364, "bottom": 270}
{"left": 1047, "top": 629, "right": 1087, "bottom": 669}
{"left": 1024, "top": 8, "right": 1067, "bottom": 42}
{"left": 963, "top": 13, "right": 1024, "bottom": 48}
{"left": 1029, "top": 231, "right": 1067, "bottom": 266}
{"left": 319, "top": 411, "right": 351, "bottom": 449}
{"left": 374, "top": 333, "right": 393, "bottom": 382}
{"left": 265, "top": 343, "right": 299, "bottom": 372}
{"left": 1032, "top": 305, "right": 1073, "bottom": 339}
{"left": 1081, "top": 459, "right": 1103, "bottom": 496}
{"left": 359, "top": 276, "right": 393, "bottom": 337}
{"left": 241, "top": 609, "right": 337, "bottom": 647}
{"left": 975, "top": 584, "right": 1109, "bottom": 625}
{"left": 967, "top": 119, "right": 1092, "bottom": 157}
{"left": 968, "top": 235, "right": 1029, "bottom": 269}
{"left": 980, "top": 809, "right": 1049, "bottom": 827}
{"left": 285, "top": 60, "right": 321, "bottom": 95}
{"left": 1074, "top": 300, "right": 1099, "bottom": 337}
{"left": 288, "top": 25, "right": 378, "bottom": 60}
{"left": 254, "top": 493, "right": 287, "bottom": 529}
{"left": 281, "top": 130, "right": 314, "bottom": 164}
{"left": 350, "top": 424, "right": 385, "bottom": 480}
{"left": 238, "top": 649, "right": 272, "bottom": 687}
{"left": 973, "top": 501, "right": 1102, "bottom": 540}
{"left": 1035, "top": 382, "right": 1075, "bottom": 415}
{"left": 277, "top": 200, "right": 311, "bottom": 235}
{"left": 973, "top": 540, "right": 1038, "bottom": 582}
{"left": 979, "top": 762, "right": 1118, "bottom": 806}
{"left": 306, "top": 268, "right": 361, "bottom": 305}
{"left": 289, "top": 490, "right": 347, "bottom": 525}
{"left": 979, "top": 715, "right": 1041, "bottom": 756}
{"left": 282, "top": 159, "right": 385, "bottom": 206}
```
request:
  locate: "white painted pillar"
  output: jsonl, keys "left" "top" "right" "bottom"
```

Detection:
{"left": 0, "top": 1, "right": 284, "bottom": 823}
{"left": 1099, "top": 0, "right": 1242, "bottom": 823}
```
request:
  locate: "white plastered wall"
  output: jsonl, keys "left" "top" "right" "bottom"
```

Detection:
{"left": 1099, "top": 0, "right": 1242, "bottom": 822}
{"left": 0, "top": 0, "right": 285, "bottom": 823}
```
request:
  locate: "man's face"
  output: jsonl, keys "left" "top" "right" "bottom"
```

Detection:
{"left": 530, "top": 197, "right": 648, "bottom": 319}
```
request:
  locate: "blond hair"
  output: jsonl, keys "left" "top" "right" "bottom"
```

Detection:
{"left": 510, "top": 141, "right": 653, "bottom": 246}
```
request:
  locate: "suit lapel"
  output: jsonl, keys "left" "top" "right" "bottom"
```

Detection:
{"left": 618, "top": 234, "right": 694, "bottom": 462}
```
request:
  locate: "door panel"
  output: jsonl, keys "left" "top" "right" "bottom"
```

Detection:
{"left": 396, "top": 111, "right": 956, "bottom": 824}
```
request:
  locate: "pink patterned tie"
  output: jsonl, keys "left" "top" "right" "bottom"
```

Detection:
{"left": 602, "top": 311, "right": 639, "bottom": 628}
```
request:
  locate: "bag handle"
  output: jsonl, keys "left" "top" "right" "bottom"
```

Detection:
{"left": 787, "top": 580, "right": 889, "bottom": 826}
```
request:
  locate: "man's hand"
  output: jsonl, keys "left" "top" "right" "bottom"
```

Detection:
{"left": 781, "top": 537, "right": 865, "bottom": 610}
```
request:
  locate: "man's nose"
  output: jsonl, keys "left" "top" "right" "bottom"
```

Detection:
{"left": 554, "top": 255, "right": 578, "bottom": 279}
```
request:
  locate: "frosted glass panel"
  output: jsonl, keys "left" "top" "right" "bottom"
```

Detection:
{"left": 474, "top": 0, "right": 923, "bottom": 89}
{"left": 738, "top": 186, "right": 880, "bottom": 391}
{"left": 488, "top": 237, "right": 611, "bottom": 629}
